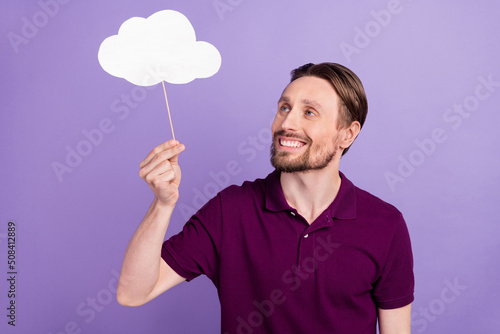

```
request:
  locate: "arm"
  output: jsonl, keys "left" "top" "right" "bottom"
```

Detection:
{"left": 378, "top": 304, "right": 412, "bottom": 334}
{"left": 117, "top": 140, "right": 186, "bottom": 307}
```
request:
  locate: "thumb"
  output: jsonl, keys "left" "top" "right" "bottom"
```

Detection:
{"left": 169, "top": 143, "right": 185, "bottom": 164}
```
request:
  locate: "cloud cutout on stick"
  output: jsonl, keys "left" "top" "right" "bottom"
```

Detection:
{"left": 98, "top": 10, "right": 222, "bottom": 86}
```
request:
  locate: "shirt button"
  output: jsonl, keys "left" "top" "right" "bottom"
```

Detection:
{"left": 290, "top": 211, "right": 296, "bottom": 216}
{"left": 304, "top": 234, "right": 309, "bottom": 238}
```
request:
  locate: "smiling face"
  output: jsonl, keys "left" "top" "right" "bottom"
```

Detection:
{"left": 270, "top": 76, "right": 343, "bottom": 173}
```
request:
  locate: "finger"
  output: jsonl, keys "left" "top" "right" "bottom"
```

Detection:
{"left": 140, "top": 139, "right": 178, "bottom": 168}
{"left": 140, "top": 140, "right": 179, "bottom": 168}
{"left": 140, "top": 155, "right": 172, "bottom": 180}
{"left": 141, "top": 156, "right": 170, "bottom": 177}
{"left": 139, "top": 144, "right": 185, "bottom": 178}
{"left": 140, "top": 145, "right": 185, "bottom": 179}
{"left": 145, "top": 162, "right": 176, "bottom": 185}
{"left": 140, "top": 141, "right": 185, "bottom": 169}
{"left": 168, "top": 143, "right": 185, "bottom": 165}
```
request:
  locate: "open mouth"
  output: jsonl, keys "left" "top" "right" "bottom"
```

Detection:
{"left": 279, "top": 138, "right": 306, "bottom": 149}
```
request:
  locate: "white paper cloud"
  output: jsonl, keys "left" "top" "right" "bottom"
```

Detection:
{"left": 98, "top": 10, "right": 222, "bottom": 86}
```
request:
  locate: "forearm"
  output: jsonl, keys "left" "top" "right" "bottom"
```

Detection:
{"left": 117, "top": 197, "right": 174, "bottom": 304}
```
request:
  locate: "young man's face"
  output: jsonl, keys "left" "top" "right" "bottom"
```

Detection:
{"left": 270, "top": 75, "right": 343, "bottom": 173}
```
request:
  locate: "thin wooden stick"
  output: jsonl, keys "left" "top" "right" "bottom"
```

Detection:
{"left": 162, "top": 81, "right": 175, "bottom": 140}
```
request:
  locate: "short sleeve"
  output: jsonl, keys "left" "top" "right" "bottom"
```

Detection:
{"left": 372, "top": 213, "right": 414, "bottom": 309}
{"left": 161, "top": 195, "right": 222, "bottom": 282}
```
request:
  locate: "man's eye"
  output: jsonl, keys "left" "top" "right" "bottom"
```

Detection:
{"left": 280, "top": 106, "right": 290, "bottom": 112}
{"left": 306, "top": 110, "right": 316, "bottom": 117}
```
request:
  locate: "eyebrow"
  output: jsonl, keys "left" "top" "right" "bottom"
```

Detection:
{"left": 278, "top": 96, "right": 322, "bottom": 110}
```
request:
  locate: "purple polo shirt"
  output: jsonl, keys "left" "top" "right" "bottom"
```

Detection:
{"left": 161, "top": 170, "right": 414, "bottom": 334}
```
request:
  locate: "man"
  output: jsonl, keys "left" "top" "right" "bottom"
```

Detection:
{"left": 117, "top": 62, "right": 414, "bottom": 334}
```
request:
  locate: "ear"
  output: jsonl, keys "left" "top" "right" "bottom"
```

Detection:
{"left": 339, "top": 121, "right": 361, "bottom": 150}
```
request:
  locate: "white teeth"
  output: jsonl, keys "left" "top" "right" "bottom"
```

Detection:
{"left": 280, "top": 139, "right": 304, "bottom": 148}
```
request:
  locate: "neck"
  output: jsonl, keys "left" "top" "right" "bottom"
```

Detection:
{"left": 280, "top": 161, "right": 342, "bottom": 224}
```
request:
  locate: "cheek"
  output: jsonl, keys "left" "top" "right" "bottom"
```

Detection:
{"left": 311, "top": 129, "right": 335, "bottom": 145}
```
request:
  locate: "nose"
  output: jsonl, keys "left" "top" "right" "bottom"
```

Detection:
{"left": 281, "top": 108, "right": 300, "bottom": 132}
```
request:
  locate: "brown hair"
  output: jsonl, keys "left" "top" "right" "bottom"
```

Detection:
{"left": 290, "top": 62, "right": 368, "bottom": 155}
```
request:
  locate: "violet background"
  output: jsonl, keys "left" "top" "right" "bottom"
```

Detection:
{"left": 1, "top": 0, "right": 499, "bottom": 333}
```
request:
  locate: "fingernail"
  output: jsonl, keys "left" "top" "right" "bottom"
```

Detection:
{"left": 179, "top": 144, "right": 185, "bottom": 150}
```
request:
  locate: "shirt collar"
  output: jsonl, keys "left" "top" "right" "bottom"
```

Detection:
{"left": 265, "top": 169, "right": 357, "bottom": 220}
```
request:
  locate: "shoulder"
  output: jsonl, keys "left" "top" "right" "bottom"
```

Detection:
{"left": 205, "top": 174, "right": 269, "bottom": 222}
{"left": 349, "top": 180, "right": 405, "bottom": 232}
{"left": 218, "top": 174, "right": 267, "bottom": 202}
{"left": 356, "top": 186, "right": 401, "bottom": 217}
{"left": 192, "top": 172, "right": 274, "bottom": 222}
{"left": 348, "top": 180, "right": 412, "bottom": 258}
